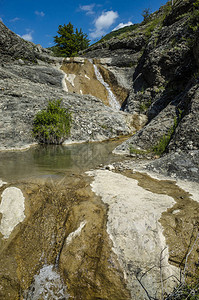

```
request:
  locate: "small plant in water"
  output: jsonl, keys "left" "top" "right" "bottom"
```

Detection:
{"left": 32, "top": 99, "right": 72, "bottom": 144}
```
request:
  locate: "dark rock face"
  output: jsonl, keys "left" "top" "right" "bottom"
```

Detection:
{"left": 82, "top": 0, "right": 199, "bottom": 180}
{"left": 147, "top": 150, "right": 199, "bottom": 182}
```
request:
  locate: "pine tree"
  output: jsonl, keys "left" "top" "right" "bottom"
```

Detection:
{"left": 53, "top": 22, "right": 90, "bottom": 57}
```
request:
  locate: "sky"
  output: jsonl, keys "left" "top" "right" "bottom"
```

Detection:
{"left": 0, "top": 0, "right": 168, "bottom": 48}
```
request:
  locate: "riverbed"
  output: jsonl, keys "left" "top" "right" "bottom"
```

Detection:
{"left": 0, "top": 141, "right": 199, "bottom": 300}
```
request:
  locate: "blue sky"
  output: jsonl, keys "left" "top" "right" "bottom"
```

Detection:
{"left": 0, "top": 0, "right": 168, "bottom": 48}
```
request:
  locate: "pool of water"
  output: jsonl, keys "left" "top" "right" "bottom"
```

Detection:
{"left": 0, "top": 140, "right": 124, "bottom": 181}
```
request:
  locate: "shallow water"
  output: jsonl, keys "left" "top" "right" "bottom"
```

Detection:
{"left": 0, "top": 140, "right": 124, "bottom": 181}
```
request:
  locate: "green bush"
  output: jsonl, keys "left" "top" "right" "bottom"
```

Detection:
{"left": 153, "top": 111, "right": 182, "bottom": 155}
{"left": 139, "top": 98, "right": 152, "bottom": 112}
{"left": 33, "top": 99, "right": 72, "bottom": 144}
{"left": 152, "top": 131, "right": 173, "bottom": 155}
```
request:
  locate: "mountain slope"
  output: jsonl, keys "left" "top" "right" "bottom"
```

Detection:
{"left": 82, "top": 0, "right": 199, "bottom": 181}
{"left": 0, "top": 21, "right": 137, "bottom": 150}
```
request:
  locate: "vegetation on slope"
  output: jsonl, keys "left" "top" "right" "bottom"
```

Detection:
{"left": 92, "top": 1, "right": 173, "bottom": 45}
{"left": 33, "top": 99, "right": 72, "bottom": 144}
{"left": 52, "top": 22, "right": 90, "bottom": 57}
{"left": 91, "top": 0, "right": 197, "bottom": 48}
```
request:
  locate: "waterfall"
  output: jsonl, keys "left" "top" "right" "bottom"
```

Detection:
{"left": 89, "top": 59, "right": 121, "bottom": 110}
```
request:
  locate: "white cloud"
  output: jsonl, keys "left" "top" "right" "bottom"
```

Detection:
{"left": 90, "top": 10, "right": 118, "bottom": 39}
{"left": 10, "top": 17, "right": 20, "bottom": 22}
{"left": 21, "top": 31, "right": 33, "bottom": 42}
{"left": 112, "top": 21, "right": 133, "bottom": 31}
{"left": 35, "top": 11, "right": 45, "bottom": 17}
{"left": 79, "top": 4, "right": 95, "bottom": 15}
{"left": 95, "top": 11, "right": 118, "bottom": 30}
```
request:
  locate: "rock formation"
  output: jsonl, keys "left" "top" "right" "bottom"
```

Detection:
{"left": 0, "top": 21, "right": 145, "bottom": 150}
{"left": 82, "top": 0, "right": 199, "bottom": 181}
{"left": 0, "top": 0, "right": 199, "bottom": 299}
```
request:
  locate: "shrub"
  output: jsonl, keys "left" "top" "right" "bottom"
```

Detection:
{"left": 188, "top": 0, "right": 199, "bottom": 33}
{"left": 153, "top": 111, "right": 182, "bottom": 155}
{"left": 33, "top": 99, "right": 72, "bottom": 144}
{"left": 152, "top": 131, "right": 172, "bottom": 155}
{"left": 139, "top": 98, "right": 152, "bottom": 112}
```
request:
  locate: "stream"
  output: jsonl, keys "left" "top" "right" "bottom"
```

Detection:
{"left": 0, "top": 139, "right": 125, "bottom": 181}
{"left": 0, "top": 140, "right": 199, "bottom": 300}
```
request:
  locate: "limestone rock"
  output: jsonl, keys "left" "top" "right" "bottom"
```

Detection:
{"left": 0, "top": 176, "right": 131, "bottom": 300}
{"left": 88, "top": 169, "right": 180, "bottom": 299}
{"left": 83, "top": 0, "right": 199, "bottom": 176}
{"left": 0, "top": 42, "right": 136, "bottom": 150}
{"left": 0, "top": 187, "right": 25, "bottom": 239}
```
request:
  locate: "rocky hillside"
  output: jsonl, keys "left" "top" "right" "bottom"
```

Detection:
{"left": 0, "top": 0, "right": 198, "bottom": 180}
{"left": 0, "top": 2, "right": 199, "bottom": 299}
{"left": 82, "top": 0, "right": 199, "bottom": 181}
{"left": 0, "top": 21, "right": 141, "bottom": 150}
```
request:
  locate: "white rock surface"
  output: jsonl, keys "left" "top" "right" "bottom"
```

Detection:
{"left": 65, "top": 73, "right": 76, "bottom": 87}
{"left": 0, "top": 187, "right": 25, "bottom": 239}
{"left": 88, "top": 170, "right": 179, "bottom": 299}
{"left": 65, "top": 221, "right": 87, "bottom": 245}
{"left": 25, "top": 265, "right": 70, "bottom": 300}
{"left": 0, "top": 179, "right": 6, "bottom": 187}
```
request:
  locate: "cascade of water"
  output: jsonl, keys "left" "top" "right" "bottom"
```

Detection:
{"left": 89, "top": 59, "right": 121, "bottom": 110}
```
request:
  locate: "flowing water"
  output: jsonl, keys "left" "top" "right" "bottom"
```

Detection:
{"left": 1, "top": 140, "right": 199, "bottom": 299}
{"left": 24, "top": 265, "right": 70, "bottom": 300}
{"left": 0, "top": 139, "right": 127, "bottom": 299}
{"left": 0, "top": 140, "right": 125, "bottom": 181}
{"left": 89, "top": 59, "right": 121, "bottom": 110}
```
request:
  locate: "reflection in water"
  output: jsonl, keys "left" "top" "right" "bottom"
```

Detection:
{"left": 0, "top": 140, "right": 124, "bottom": 181}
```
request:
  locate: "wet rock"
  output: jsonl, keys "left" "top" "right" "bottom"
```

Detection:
{"left": 24, "top": 265, "right": 70, "bottom": 300}
{"left": 0, "top": 176, "right": 130, "bottom": 300}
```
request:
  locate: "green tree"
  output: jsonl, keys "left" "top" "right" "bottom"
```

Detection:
{"left": 142, "top": 8, "right": 151, "bottom": 22}
{"left": 32, "top": 99, "right": 72, "bottom": 144}
{"left": 53, "top": 22, "right": 90, "bottom": 57}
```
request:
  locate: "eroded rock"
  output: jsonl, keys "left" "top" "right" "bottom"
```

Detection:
{"left": 88, "top": 170, "right": 179, "bottom": 299}
{"left": 0, "top": 176, "right": 130, "bottom": 300}
{"left": 0, "top": 187, "right": 25, "bottom": 239}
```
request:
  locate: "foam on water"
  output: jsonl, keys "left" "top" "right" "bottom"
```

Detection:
{"left": 24, "top": 265, "right": 70, "bottom": 300}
